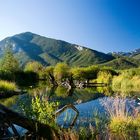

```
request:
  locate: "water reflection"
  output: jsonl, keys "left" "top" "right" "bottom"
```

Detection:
{"left": 0, "top": 95, "right": 19, "bottom": 107}
{"left": 0, "top": 85, "right": 105, "bottom": 109}
{"left": 96, "top": 86, "right": 113, "bottom": 96}
{"left": 0, "top": 84, "right": 140, "bottom": 129}
{"left": 57, "top": 97, "right": 140, "bottom": 128}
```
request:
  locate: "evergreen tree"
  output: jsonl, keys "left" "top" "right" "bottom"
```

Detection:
{"left": 0, "top": 48, "right": 19, "bottom": 73}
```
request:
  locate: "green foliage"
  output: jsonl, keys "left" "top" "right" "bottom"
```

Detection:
{"left": 45, "top": 66, "right": 54, "bottom": 77}
{"left": 0, "top": 32, "right": 114, "bottom": 67}
{"left": 31, "top": 96, "right": 59, "bottom": 124}
{"left": 0, "top": 48, "right": 19, "bottom": 73}
{"left": 54, "top": 63, "right": 70, "bottom": 82}
{"left": 101, "top": 57, "right": 138, "bottom": 70}
{"left": 24, "top": 61, "right": 45, "bottom": 79}
{"left": 0, "top": 80, "right": 17, "bottom": 92}
{"left": 83, "top": 65, "right": 99, "bottom": 80}
{"left": 97, "top": 67, "right": 116, "bottom": 86}
{"left": 79, "top": 127, "right": 88, "bottom": 140}
{"left": 44, "top": 66, "right": 58, "bottom": 85}
{"left": 71, "top": 65, "right": 99, "bottom": 81}
{"left": 97, "top": 86, "right": 113, "bottom": 96}
{"left": 20, "top": 96, "right": 59, "bottom": 127}
{"left": 0, "top": 70, "right": 14, "bottom": 81}
{"left": 109, "top": 116, "right": 140, "bottom": 139}
{"left": 78, "top": 112, "right": 109, "bottom": 140}
{"left": 112, "top": 68, "right": 140, "bottom": 96}
{"left": 0, "top": 95, "right": 18, "bottom": 107}
{"left": 55, "top": 86, "right": 68, "bottom": 97}
{"left": 121, "top": 67, "right": 140, "bottom": 78}
{"left": 24, "top": 61, "right": 43, "bottom": 72}
{"left": 101, "top": 97, "right": 140, "bottom": 139}
{"left": 70, "top": 67, "right": 84, "bottom": 80}
{"left": 97, "top": 71, "right": 112, "bottom": 85}
{"left": 45, "top": 66, "right": 54, "bottom": 81}
{"left": 133, "top": 53, "right": 140, "bottom": 60}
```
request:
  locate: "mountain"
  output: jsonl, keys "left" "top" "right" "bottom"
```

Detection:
{"left": 131, "top": 49, "right": 140, "bottom": 60}
{"left": 109, "top": 48, "right": 140, "bottom": 58}
{"left": 100, "top": 57, "right": 139, "bottom": 69}
{"left": 132, "top": 54, "right": 140, "bottom": 60}
{"left": 0, "top": 32, "right": 114, "bottom": 67}
{"left": 105, "top": 50, "right": 140, "bottom": 69}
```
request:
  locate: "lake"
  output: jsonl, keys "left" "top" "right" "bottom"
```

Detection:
{"left": 0, "top": 84, "right": 140, "bottom": 129}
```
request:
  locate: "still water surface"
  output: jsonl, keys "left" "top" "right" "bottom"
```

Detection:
{"left": 0, "top": 85, "right": 139, "bottom": 128}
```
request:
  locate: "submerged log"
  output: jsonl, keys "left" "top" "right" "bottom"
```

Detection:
{"left": 75, "top": 82, "right": 107, "bottom": 88}
{"left": 55, "top": 104, "right": 79, "bottom": 128}
{"left": 0, "top": 104, "right": 59, "bottom": 139}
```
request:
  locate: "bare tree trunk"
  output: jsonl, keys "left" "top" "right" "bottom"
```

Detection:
{"left": 0, "top": 104, "right": 59, "bottom": 139}
{"left": 49, "top": 74, "right": 58, "bottom": 86}
{"left": 55, "top": 104, "right": 79, "bottom": 128}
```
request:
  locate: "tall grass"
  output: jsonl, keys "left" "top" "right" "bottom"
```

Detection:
{"left": 0, "top": 80, "right": 17, "bottom": 92}
{"left": 112, "top": 73, "right": 140, "bottom": 96}
{"left": 101, "top": 97, "right": 140, "bottom": 139}
{"left": 100, "top": 97, "right": 136, "bottom": 118}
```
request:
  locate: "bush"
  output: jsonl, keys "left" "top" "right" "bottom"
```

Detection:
{"left": 122, "top": 68, "right": 140, "bottom": 78}
{"left": 24, "top": 61, "right": 45, "bottom": 79}
{"left": 54, "top": 63, "right": 70, "bottom": 83}
{"left": 97, "top": 67, "right": 117, "bottom": 84}
{"left": 97, "top": 71, "right": 113, "bottom": 85}
{"left": 20, "top": 96, "right": 59, "bottom": 127}
{"left": 112, "top": 74, "right": 140, "bottom": 96}
{"left": 71, "top": 65, "right": 99, "bottom": 82}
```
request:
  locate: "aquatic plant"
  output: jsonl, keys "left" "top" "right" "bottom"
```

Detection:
{"left": 20, "top": 95, "right": 59, "bottom": 128}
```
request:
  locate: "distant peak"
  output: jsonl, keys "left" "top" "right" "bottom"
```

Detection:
{"left": 12, "top": 32, "right": 37, "bottom": 41}
{"left": 17, "top": 31, "right": 35, "bottom": 36}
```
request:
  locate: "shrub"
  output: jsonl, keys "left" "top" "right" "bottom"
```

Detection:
{"left": 97, "top": 71, "right": 113, "bottom": 85}
{"left": 20, "top": 96, "right": 59, "bottom": 127}
{"left": 71, "top": 65, "right": 99, "bottom": 82}
{"left": 24, "top": 61, "right": 45, "bottom": 79}
{"left": 97, "top": 67, "right": 117, "bottom": 84}
{"left": 112, "top": 74, "right": 140, "bottom": 96}
{"left": 122, "top": 68, "right": 140, "bottom": 78}
{"left": 54, "top": 63, "right": 70, "bottom": 83}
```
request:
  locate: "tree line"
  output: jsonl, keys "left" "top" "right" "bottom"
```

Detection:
{"left": 0, "top": 48, "right": 118, "bottom": 88}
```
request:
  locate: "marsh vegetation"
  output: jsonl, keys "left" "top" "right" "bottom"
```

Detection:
{"left": 0, "top": 49, "right": 140, "bottom": 139}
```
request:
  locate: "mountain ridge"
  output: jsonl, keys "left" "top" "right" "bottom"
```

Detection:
{"left": 0, "top": 32, "right": 114, "bottom": 67}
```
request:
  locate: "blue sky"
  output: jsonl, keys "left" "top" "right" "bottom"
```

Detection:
{"left": 0, "top": 0, "right": 140, "bottom": 53}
